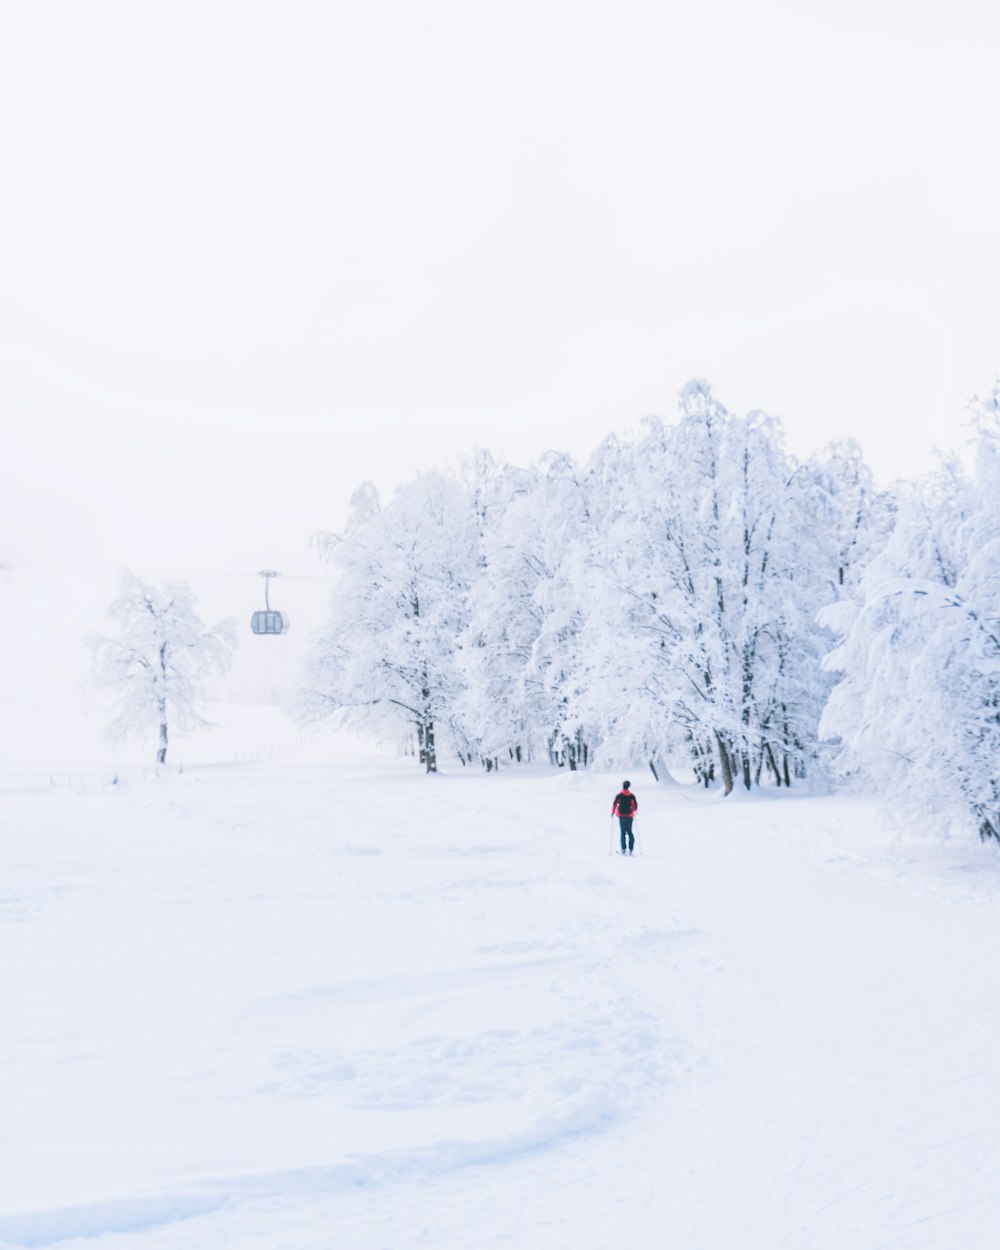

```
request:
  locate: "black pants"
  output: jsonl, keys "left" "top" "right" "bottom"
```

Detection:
{"left": 618, "top": 816, "right": 634, "bottom": 852}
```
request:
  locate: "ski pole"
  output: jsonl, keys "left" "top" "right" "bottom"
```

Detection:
{"left": 610, "top": 816, "right": 615, "bottom": 855}
{"left": 634, "top": 822, "right": 643, "bottom": 856}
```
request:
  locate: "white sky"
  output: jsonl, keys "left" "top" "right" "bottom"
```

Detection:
{"left": 2, "top": 0, "right": 1000, "bottom": 707}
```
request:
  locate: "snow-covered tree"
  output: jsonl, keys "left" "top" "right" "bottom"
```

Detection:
{"left": 303, "top": 472, "right": 478, "bottom": 772}
{"left": 88, "top": 572, "right": 236, "bottom": 764}
{"left": 451, "top": 450, "right": 604, "bottom": 771}
{"left": 450, "top": 453, "right": 537, "bottom": 768}
{"left": 822, "top": 394, "right": 1000, "bottom": 842}
{"left": 584, "top": 381, "right": 849, "bottom": 791}
{"left": 517, "top": 453, "right": 603, "bottom": 769}
{"left": 574, "top": 429, "right": 684, "bottom": 780}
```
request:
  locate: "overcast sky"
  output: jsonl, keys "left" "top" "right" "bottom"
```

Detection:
{"left": 2, "top": 0, "right": 999, "bottom": 627}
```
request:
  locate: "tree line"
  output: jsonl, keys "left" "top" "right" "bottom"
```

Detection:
{"left": 301, "top": 381, "right": 892, "bottom": 787}
{"left": 86, "top": 379, "right": 1000, "bottom": 845}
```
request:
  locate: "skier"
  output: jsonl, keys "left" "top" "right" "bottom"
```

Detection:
{"left": 612, "top": 781, "right": 637, "bottom": 854}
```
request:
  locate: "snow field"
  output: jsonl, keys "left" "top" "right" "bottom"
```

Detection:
{"left": 0, "top": 744, "right": 687, "bottom": 1247}
{"left": 3, "top": 732, "right": 1000, "bottom": 1248}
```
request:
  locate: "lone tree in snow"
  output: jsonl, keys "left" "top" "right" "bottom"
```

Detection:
{"left": 89, "top": 572, "right": 236, "bottom": 765}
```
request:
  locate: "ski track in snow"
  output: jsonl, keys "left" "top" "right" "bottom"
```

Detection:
{"left": 3, "top": 735, "right": 1000, "bottom": 1248}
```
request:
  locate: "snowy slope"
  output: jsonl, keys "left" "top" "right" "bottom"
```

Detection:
{"left": 3, "top": 729, "right": 1000, "bottom": 1249}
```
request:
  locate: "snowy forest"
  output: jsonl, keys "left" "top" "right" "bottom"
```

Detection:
{"left": 299, "top": 380, "right": 1000, "bottom": 844}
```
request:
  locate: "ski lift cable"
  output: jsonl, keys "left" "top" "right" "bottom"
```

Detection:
{"left": 1, "top": 557, "right": 331, "bottom": 583}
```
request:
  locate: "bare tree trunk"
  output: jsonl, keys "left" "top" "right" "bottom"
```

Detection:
{"left": 423, "top": 718, "right": 437, "bottom": 773}
{"left": 715, "top": 731, "right": 734, "bottom": 795}
{"left": 157, "top": 653, "right": 169, "bottom": 765}
{"left": 414, "top": 670, "right": 438, "bottom": 773}
{"left": 691, "top": 737, "right": 715, "bottom": 788}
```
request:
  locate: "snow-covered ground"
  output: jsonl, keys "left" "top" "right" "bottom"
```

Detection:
{"left": 3, "top": 714, "right": 1000, "bottom": 1249}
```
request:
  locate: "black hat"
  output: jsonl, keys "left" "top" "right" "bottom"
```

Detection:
{"left": 622, "top": 780, "right": 631, "bottom": 789}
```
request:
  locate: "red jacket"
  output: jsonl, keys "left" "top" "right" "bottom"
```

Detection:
{"left": 613, "top": 790, "right": 637, "bottom": 817}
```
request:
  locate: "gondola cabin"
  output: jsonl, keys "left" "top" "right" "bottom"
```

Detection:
{"left": 251, "top": 609, "right": 288, "bottom": 635}
{"left": 251, "top": 570, "right": 289, "bottom": 635}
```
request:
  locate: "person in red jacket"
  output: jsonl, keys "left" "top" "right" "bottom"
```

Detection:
{"left": 612, "top": 781, "right": 637, "bottom": 854}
